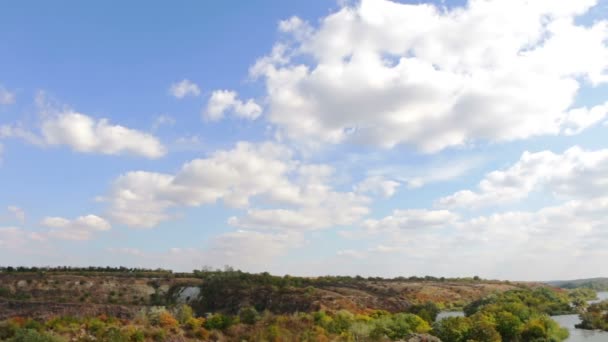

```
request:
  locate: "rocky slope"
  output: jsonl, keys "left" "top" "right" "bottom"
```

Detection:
{"left": 0, "top": 272, "right": 528, "bottom": 319}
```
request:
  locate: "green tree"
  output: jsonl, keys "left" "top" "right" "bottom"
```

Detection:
{"left": 239, "top": 306, "right": 260, "bottom": 325}
{"left": 495, "top": 311, "right": 523, "bottom": 341}
{"left": 432, "top": 316, "right": 472, "bottom": 342}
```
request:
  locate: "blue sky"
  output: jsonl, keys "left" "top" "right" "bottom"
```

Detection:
{"left": 1, "top": 0, "right": 608, "bottom": 281}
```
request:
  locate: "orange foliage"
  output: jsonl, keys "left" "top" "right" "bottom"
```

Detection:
{"left": 9, "top": 317, "right": 26, "bottom": 327}
{"left": 158, "top": 311, "right": 178, "bottom": 329}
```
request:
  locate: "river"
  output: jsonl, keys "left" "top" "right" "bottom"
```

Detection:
{"left": 436, "top": 291, "right": 608, "bottom": 341}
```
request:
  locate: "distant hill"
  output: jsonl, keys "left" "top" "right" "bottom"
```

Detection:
{"left": 0, "top": 268, "right": 531, "bottom": 319}
{"left": 546, "top": 278, "right": 608, "bottom": 290}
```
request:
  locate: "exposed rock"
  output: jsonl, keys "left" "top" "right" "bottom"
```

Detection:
{"left": 175, "top": 286, "right": 201, "bottom": 303}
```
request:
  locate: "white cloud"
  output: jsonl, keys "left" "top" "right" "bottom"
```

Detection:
{"left": 354, "top": 175, "right": 399, "bottom": 197}
{"left": 337, "top": 249, "right": 366, "bottom": 259}
{"left": 103, "top": 230, "right": 304, "bottom": 272}
{"left": 438, "top": 146, "right": 608, "bottom": 209}
{"left": 207, "top": 230, "right": 304, "bottom": 265}
{"left": 2, "top": 108, "right": 166, "bottom": 158}
{"left": 204, "top": 90, "right": 262, "bottom": 121}
{"left": 252, "top": 0, "right": 608, "bottom": 152}
{"left": 4, "top": 87, "right": 168, "bottom": 159}
{"left": 7, "top": 206, "right": 25, "bottom": 222}
{"left": 228, "top": 192, "right": 369, "bottom": 231}
{"left": 41, "top": 112, "right": 166, "bottom": 158}
{"left": 0, "top": 86, "right": 15, "bottom": 105}
{"left": 338, "top": 196, "right": 608, "bottom": 279}
{"left": 41, "top": 215, "right": 111, "bottom": 240}
{"left": 368, "top": 244, "right": 399, "bottom": 253}
{"left": 0, "top": 124, "right": 44, "bottom": 146}
{"left": 363, "top": 209, "right": 458, "bottom": 233}
{"left": 0, "top": 227, "right": 44, "bottom": 248}
{"left": 562, "top": 101, "right": 608, "bottom": 135}
{"left": 104, "top": 141, "right": 369, "bottom": 228}
{"left": 169, "top": 79, "right": 201, "bottom": 99}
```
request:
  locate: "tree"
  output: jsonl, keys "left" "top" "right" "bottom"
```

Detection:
{"left": 432, "top": 317, "right": 471, "bottom": 342}
{"left": 408, "top": 302, "right": 440, "bottom": 323}
{"left": 239, "top": 306, "right": 260, "bottom": 325}
{"left": 495, "top": 311, "right": 523, "bottom": 341}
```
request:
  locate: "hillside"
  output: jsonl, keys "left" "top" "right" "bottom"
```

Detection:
{"left": 546, "top": 277, "right": 608, "bottom": 290}
{"left": 0, "top": 268, "right": 580, "bottom": 341}
{"left": 0, "top": 269, "right": 529, "bottom": 319}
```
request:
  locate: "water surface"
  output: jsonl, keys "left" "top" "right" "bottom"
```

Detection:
{"left": 435, "top": 291, "right": 608, "bottom": 341}
{"left": 552, "top": 314, "right": 608, "bottom": 342}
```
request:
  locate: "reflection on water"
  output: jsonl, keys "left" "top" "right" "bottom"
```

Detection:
{"left": 552, "top": 314, "right": 608, "bottom": 342}
{"left": 435, "top": 292, "right": 608, "bottom": 341}
{"left": 588, "top": 291, "right": 608, "bottom": 304}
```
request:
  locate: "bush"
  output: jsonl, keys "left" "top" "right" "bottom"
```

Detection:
{"left": 432, "top": 316, "right": 472, "bottom": 342}
{"left": 239, "top": 306, "right": 260, "bottom": 325}
{"left": 7, "top": 329, "right": 64, "bottom": 342}
{"left": 408, "top": 301, "right": 440, "bottom": 323}
{"left": 0, "top": 321, "right": 19, "bottom": 339}
{"left": 204, "top": 313, "right": 235, "bottom": 331}
{"left": 0, "top": 287, "right": 10, "bottom": 297}
{"left": 184, "top": 317, "right": 203, "bottom": 330}
{"left": 173, "top": 304, "right": 194, "bottom": 324}
{"left": 157, "top": 311, "right": 178, "bottom": 329}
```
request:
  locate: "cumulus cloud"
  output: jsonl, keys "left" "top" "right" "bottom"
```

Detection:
{"left": 0, "top": 92, "right": 166, "bottom": 158}
{"left": 204, "top": 90, "right": 262, "bottom": 121}
{"left": 340, "top": 196, "right": 608, "bottom": 279}
{"left": 438, "top": 146, "right": 608, "bottom": 209}
{"left": 363, "top": 209, "right": 458, "bottom": 233}
{"left": 252, "top": 0, "right": 608, "bottom": 152}
{"left": 169, "top": 79, "right": 201, "bottom": 98}
{"left": 228, "top": 193, "right": 369, "bottom": 231}
{"left": 0, "top": 86, "right": 15, "bottom": 105}
{"left": 41, "top": 215, "right": 111, "bottom": 240}
{"left": 2, "top": 111, "right": 166, "bottom": 158}
{"left": 354, "top": 176, "right": 400, "bottom": 197}
{"left": 41, "top": 112, "right": 166, "bottom": 158}
{"left": 104, "top": 141, "right": 369, "bottom": 228}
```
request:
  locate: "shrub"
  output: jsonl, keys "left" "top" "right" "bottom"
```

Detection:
{"left": 86, "top": 318, "right": 106, "bottom": 336}
{"left": 204, "top": 313, "right": 235, "bottom": 331}
{"left": 195, "top": 327, "right": 210, "bottom": 340}
{"left": 408, "top": 301, "right": 440, "bottom": 323}
{"left": 0, "top": 287, "right": 10, "bottom": 297}
{"left": 157, "top": 311, "right": 178, "bottom": 329}
{"left": 432, "top": 316, "right": 472, "bottom": 342}
{"left": 130, "top": 329, "right": 145, "bottom": 342}
{"left": 0, "top": 321, "right": 19, "bottom": 339}
{"left": 239, "top": 306, "right": 260, "bottom": 325}
{"left": 6, "top": 329, "right": 64, "bottom": 342}
{"left": 173, "top": 304, "right": 194, "bottom": 324}
{"left": 184, "top": 317, "right": 203, "bottom": 330}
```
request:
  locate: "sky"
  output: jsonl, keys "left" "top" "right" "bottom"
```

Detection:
{"left": 1, "top": 0, "right": 608, "bottom": 281}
